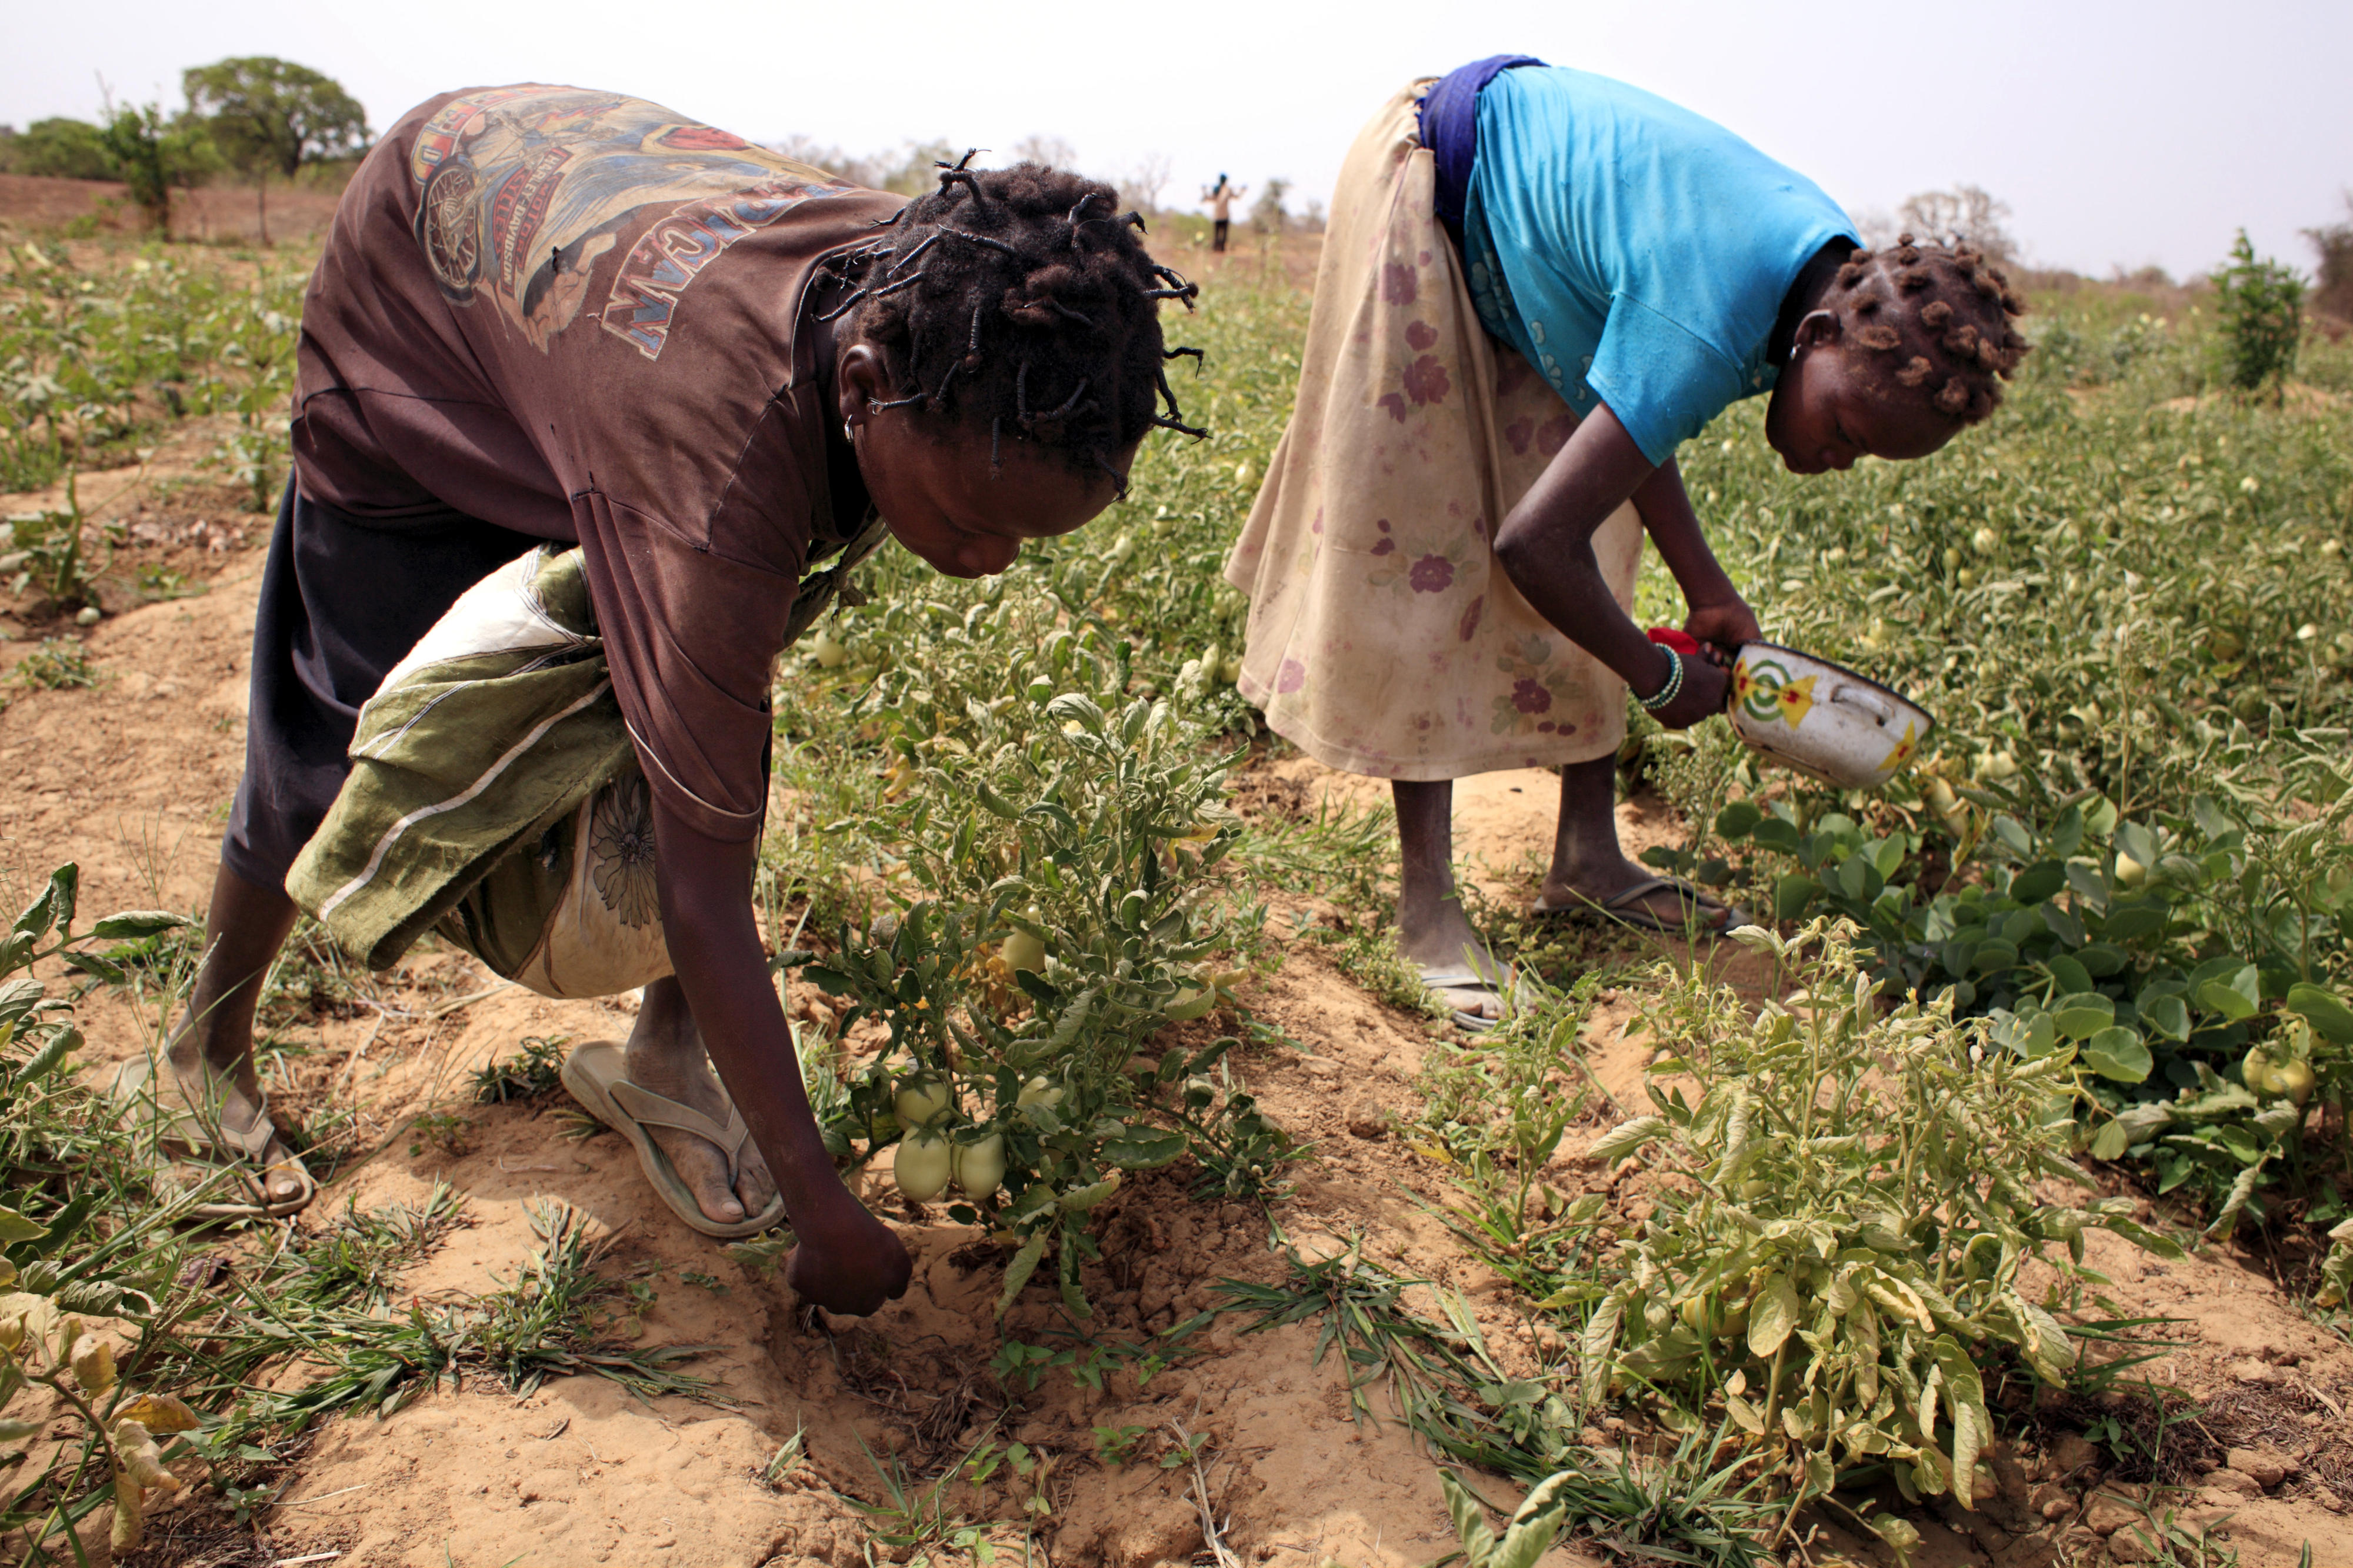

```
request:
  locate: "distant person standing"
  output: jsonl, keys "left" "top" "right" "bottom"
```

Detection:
{"left": 1204, "top": 174, "right": 1247, "bottom": 252}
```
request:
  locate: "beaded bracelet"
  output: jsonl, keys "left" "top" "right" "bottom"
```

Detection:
{"left": 1636, "top": 645, "right": 1685, "bottom": 713}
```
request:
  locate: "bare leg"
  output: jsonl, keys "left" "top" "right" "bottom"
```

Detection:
{"left": 623, "top": 975, "right": 779, "bottom": 1225}
{"left": 1541, "top": 755, "right": 1732, "bottom": 926}
{"left": 1392, "top": 779, "right": 1506, "bottom": 1019}
{"left": 164, "top": 862, "right": 305, "bottom": 1202}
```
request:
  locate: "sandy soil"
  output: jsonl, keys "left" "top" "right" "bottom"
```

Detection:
{"left": 4, "top": 458, "right": 2350, "bottom": 1568}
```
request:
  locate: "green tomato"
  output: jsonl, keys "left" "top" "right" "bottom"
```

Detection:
{"left": 1972, "top": 527, "right": 2001, "bottom": 556}
{"left": 2275, "top": 1059, "right": 2317, "bottom": 1106}
{"left": 894, "top": 1076, "right": 954, "bottom": 1133}
{"left": 894, "top": 1130, "right": 952, "bottom": 1203}
{"left": 2115, "top": 850, "right": 2148, "bottom": 888}
{"left": 1017, "top": 1076, "right": 1065, "bottom": 1110}
{"left": 811, "top": 629, "right": 848, "bottom": 669}
{"left": 2239, "top": 1047, "right": 2280, "bottom": 1095}
{"left": 1217, "top": 658, "right": 1242, "bottom": 685}
{"left": 1002, "top": 929, "right": 1046, "bottom": 972}
{"left": 952, "top": 1133, "right": 1007, "bottom": 1199}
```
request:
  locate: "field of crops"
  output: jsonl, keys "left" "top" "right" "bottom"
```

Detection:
{"left": 1, "top": 221, "right": 2351, "bottom": 1568}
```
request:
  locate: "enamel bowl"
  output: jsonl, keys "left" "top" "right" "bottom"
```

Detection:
{"left": 1725, "top": 642, "right": 1935, "bottom": 791}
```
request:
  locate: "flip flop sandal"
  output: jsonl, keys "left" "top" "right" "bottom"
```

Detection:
{"left": 110, "top": 1055, "right": 318, "bottom": 1220}
{"left": 560, "top": 1040, "right": 789, "bottom": 1240}
{"left": 1417, "top": 964, "right": 1534, "bottom": 1034}
{"left": 1534, "top": 875, "right": 1748, "bottom": 936}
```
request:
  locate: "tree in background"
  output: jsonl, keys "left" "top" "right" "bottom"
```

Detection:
{"left": 95, "top": 101, "right": 218, "bottom": 233}
{"left": 1008, "top": 134, "right": 1078, "bottom": 171}
{"left": 1893, "top": 185, "right": 2018, "bottom": 269}
{"left": 183, "top": 57, "right": 366, "bottom": 245}
{"left": 0, "top": 118, "right": 116, "bottom": 181}
{"left": 2210, "top": 229, "right": 2305, "bottom": 400}
{"left": 2305, "top": 193, "right": 2353, "bottom": 326}
{"left": 1250, "top": 177, "right": 1291, "bottom": 236}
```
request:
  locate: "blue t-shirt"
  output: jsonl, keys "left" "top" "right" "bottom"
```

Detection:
{"left": 1462, "top": 66, "right": 1856, "bottom": 466}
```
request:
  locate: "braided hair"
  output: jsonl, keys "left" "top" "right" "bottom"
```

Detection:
{"left": 1831, "top": 234, "right": 2031, "bottom": 423}
{"left": 816, "top": 152, "right": 1205, "bottom": 497}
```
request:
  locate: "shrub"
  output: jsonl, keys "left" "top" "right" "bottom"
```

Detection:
{"left": 2209, "top": 229, "right": 2305, "bottom": 396}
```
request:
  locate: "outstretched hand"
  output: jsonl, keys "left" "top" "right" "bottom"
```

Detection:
{"left": 1682, "top": 596, "right": 1761, "bottom": 663}
{"left": 786, "top": 1196, "right": 912, "bottom": 1317}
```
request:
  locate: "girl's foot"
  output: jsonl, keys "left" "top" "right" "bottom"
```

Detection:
{"left": 1536, "top": 860, "right": 1740, "bottom": 932}
{"left": 1392, "top": 779, "right": 1512, "bottom": 1022}
{"left": 625, "top": 978, "right": 780, "bottom": 1225}
{"left": 1544, "top": 756, "right": 1737, "bottom": 932}
{"left": 155, "top": 1043, "right": 309, "bottom": 1206}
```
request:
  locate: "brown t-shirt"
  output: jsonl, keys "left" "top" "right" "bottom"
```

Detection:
{"left": 294, "top": 84, "right": 904, "bottom": 843}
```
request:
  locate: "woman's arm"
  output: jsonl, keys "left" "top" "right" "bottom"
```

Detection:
{"left": 1624, "top": 455, "right": 1762, "bottom": 655}
{"left": 654, "top": 797, "right": 912, "bottom": 1315}
{"left": 1489, "top": 402, "right": 1741, "bottom": 728}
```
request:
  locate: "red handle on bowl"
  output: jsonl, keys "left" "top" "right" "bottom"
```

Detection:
{"left": 1646, "top": 627, "right": 1702, "bottom": 656}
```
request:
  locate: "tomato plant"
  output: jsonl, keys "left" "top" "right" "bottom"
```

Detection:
{"left": 1569, "top": 922, "right": 2178, "bottom": 1543}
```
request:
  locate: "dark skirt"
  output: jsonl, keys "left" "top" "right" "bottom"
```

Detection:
{"left": 222, "top": 481, "right": 542, "bottom": 889}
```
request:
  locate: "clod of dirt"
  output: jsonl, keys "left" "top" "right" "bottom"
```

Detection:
{"left": 2227, "top": 1447, "right": 2292, "bottom": 1489}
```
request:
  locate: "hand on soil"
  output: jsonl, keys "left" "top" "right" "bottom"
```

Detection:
{"left": 787, "top": 1204, "right": 913, "bottom": 1316}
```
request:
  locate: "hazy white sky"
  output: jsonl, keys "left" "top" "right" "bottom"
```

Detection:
{"left": 6, "top": 0, "right": 2348, "bottom": 281}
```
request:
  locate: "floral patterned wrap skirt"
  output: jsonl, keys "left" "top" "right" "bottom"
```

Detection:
{"left": 1222, "top": 82, "right": 1644, "bottom": 780}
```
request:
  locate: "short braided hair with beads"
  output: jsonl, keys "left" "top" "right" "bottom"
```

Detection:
{"left": 1832, "top": 233, "right": 2031, "bottom": 424}
{"left": 814, "top": 152, "right": 1205, "bottom": 497}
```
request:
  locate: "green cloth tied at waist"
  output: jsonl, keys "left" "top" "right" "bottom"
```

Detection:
{"left": 287, "top": 520, "right": 884, "bottom": 985}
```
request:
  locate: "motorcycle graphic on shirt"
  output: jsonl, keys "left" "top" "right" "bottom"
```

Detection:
{"left": 408, "top": 85, "right": 851, "bottom": 358}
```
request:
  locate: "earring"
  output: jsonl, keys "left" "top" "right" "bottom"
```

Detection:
{"left": 843, "top": 419, "right": 855, "bottom": 440}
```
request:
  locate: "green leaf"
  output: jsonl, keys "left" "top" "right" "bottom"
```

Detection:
{"left": 802, "top": 965, "right": 859, "bottom": 997}
{"left": 1970, "top": 939, "right": 2020, "bottom": 975}
{"left": 2075, "top": 943, "right": 2128, "bottom": 978}
{"left": 2286, "top": 983, "right": 2353, "bottom": 1044}
{"left": 85, "top": 910, "right": 188, "bottom": 941}
{"left": 2099, "top": 1215, "right": 2185, "bottom": 1259}
{"left": 2140, "top": 992, "right": 2191, "bottom": 1043}
{"left": 1751, "top": 818, "right": 1801, "bottom": 853}
{"left": 0, "top": 1206, "right": 49, "bottom": 1245}
{"left": 1587, "top": 1115, "right": 1667, "bottom": 1166}
{"left": 1748, "top": 1270, "right": 1801, "bottom": 1357}
{"left": 2010, "top": 861, "right": 2066, "bottom": 903}
{"left": 2084, "top": 1026, "right": 2152, "bottom": 1083}
{"left": 2051, "top": 993, "right": 2115, "bottom": 1042}
{"left": 1101, "top": 1127, "right": 1186, "bottom": 1170}
{"left": 1493, "top": 1473, "right": 1573, "bottom": 1568}
{"left": 995, "top": 1232, "right": 1048, "bottom": 1320}
{"left": 2045, "top": 955, "right": 2094, "bottom": 996}
{"left": 1774, "top": 874, "right": 1824, "bottom": 922}
{"left": 1058, "top": 1172, "right": 1122, "bottom": 1212}
{"left": 2090, "top": 1119, "right": 2131, "bottom": 1162}
{"left": 11, "top": 865, "right": 76, "bottom": 943}
{"left": 1578, "top": 1293, "right": 1624, "bottom": 1406}
{"left": 1438, "top": 1469, "right": 1499, "bottom": 1568}
{"left": 1714, "top": 801, "right": 1763, "bottom": 840}
{"left": 2098, "top": 904, "right": 2168, "bottom": 942}
{"left": 2196, "top": 965, "right": 2261, "bottom": 1022}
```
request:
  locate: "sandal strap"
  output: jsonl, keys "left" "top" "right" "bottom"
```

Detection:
{"left": 609, "top": 1080, "right": 752, "bottom": 1180}
{"left": 127, "top": 1056, "right": 282, "bottom": 1163}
